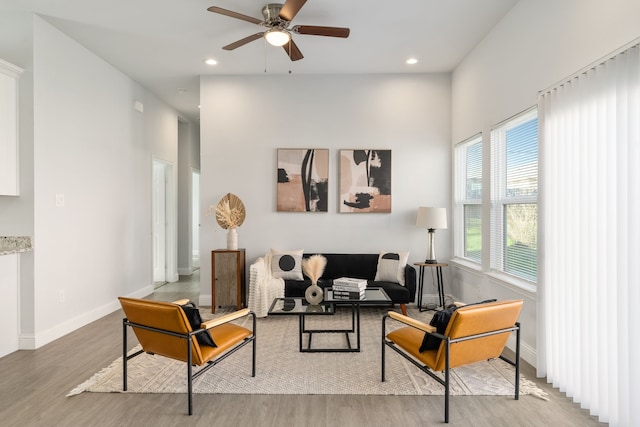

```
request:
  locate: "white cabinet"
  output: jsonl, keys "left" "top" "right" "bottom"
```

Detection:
{"left": 0, "top": 59, "right": 24, "bottom": 196}
{"left": 0, "top": 254, "right": 19, "bottom": 357}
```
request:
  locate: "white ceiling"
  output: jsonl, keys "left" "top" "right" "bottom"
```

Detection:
{"left": 2, "top": 0, "right": 518, "bottom": 122}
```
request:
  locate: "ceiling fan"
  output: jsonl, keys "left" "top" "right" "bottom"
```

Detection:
{"left": 207, "top": 0, "right": 350, "bottom": 61}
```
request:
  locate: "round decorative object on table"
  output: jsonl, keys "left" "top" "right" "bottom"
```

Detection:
{"left": 301, "top": 254, "right": 327, "bottom": 305}
{"left": 283, "top": 298, "right": 296, "bottom": 312}
{"left": 305, "top": 283, "right": 324, "bottom": 305}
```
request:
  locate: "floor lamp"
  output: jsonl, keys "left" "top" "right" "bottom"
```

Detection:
{"left": 416, "top": 207, "right": 447, "bottom": 264}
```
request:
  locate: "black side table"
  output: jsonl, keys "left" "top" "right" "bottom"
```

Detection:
{"left": 413, "top": 262, "right": 448, "bottom": 311}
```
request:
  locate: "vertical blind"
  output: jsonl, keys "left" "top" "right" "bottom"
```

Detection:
{"left": 537, "top": 42, "right": 640, "bottom": 426}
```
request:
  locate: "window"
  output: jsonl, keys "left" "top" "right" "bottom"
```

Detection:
{"left": 454, "top": 135, "right": 482, "bottom": 263}
{"left": 490, "top": 108, "right": 538, "bottom": 282}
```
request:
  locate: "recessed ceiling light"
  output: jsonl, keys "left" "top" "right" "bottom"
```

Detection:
{"left": 203, "top": 58, "right": 218, "bottom": 66}
{"left": 406, "top": 58, "right": 419, "bottom": 65}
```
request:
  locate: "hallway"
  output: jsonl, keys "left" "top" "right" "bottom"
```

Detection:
{"left": 151, "top": 269, "right": 201, "bottom": 303}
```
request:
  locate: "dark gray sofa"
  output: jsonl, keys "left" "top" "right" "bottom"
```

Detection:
{"left": 284, "top": 253, "right": 416, "bottom": 315}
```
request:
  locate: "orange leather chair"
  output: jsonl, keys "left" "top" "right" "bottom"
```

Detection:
{"left": 118, "top": 297, "right": 256, "bottom": 415}
{"left": 382, "top": 299, "right": 523, "bottom": 423}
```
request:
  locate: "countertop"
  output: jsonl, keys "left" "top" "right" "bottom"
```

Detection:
{"left": 0, "top": 236, "right": 32, "bottom": 255}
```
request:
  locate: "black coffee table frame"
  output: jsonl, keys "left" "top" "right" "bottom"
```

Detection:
{"left": 268, "top": 287, "right": 391, "bottom": 353}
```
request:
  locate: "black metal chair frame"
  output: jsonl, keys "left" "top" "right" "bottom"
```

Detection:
{"left": 381, "top": 315, "right": 520, "bottom": 423}
{"left": 122, "top": 312, "right": 256, "bottom": 415}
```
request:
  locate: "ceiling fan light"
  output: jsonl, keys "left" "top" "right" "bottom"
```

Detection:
{"left": 265, "top": 29, "right": 291, "bottom": 47}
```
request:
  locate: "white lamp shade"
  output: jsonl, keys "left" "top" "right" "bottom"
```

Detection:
{"left": 416, "top": 207, "right": 447, "bottom": 230}
{"left": 265, "top": 29, "right": 291, "bottom": 47}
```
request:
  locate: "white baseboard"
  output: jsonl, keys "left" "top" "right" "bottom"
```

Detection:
{"left": 18, "top": 285, "right": 153, "bottom": 350}
{"left": 506, "top": 335, "right": 536, "bottom": 368}
{"left": 178, "top": 267, "right": 193, "bottom": 275}
{"left": 199, "top": 294, "right": 212, "bottom": 307}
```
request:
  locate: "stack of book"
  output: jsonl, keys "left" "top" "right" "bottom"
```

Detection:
{"left": 332, "top": 277, "right": 367, "bottom": 300}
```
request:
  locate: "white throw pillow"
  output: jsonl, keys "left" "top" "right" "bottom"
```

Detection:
{"left": 374, "top": 251, "right": 409, "bottom": 286}
{"left": 270, "top": 249, "right": 304, "bottom": 280}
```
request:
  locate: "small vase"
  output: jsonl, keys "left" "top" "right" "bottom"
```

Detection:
{"left": 226, "top": 227, "right": 238, "bottom": 250}
{"left": 305, "top": 281, "right": 324, "bottom": 305}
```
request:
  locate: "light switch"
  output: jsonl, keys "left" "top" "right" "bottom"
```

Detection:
{"left": 55, "top": 194, "right": 65, "bottom": 207}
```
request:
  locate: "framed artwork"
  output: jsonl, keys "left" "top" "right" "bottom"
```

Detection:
{"left": 277, "top": 149, "right": 329, "bottom": 212}
{"left": 339, "top": 149, "right": 391, "bottom": 213}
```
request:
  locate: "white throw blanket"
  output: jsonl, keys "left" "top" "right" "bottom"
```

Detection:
{"left": 247, "top": 255, "right": 285, "bottom": 317}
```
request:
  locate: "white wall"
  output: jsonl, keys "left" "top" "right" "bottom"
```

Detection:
{"left": 13, "top": 16, "right": 181, "bottom": 348}
{"left": 451, "top": 0, "right": 640, "bottom": 366}
{"left": 199, "top": 73, "right": 452, "bottom": 306}
{"left": 0, "top": 11, "right": 33, "bottom": 69}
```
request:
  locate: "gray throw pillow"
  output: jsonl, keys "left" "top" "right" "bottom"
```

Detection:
{"left": 270, "top": 249, "right": 304, "bottom": 280}
{"left": 374, "top": 251, "right": 409, "bottom": 285}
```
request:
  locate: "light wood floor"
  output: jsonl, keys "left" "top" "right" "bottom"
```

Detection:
{"left": 0, "top": 271, "right": 605, "bottom": 427}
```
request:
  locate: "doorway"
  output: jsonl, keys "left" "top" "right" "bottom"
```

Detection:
{"left": 192, "top": 169, "right": 200, "bottom": 270}
{"left": 152, "top": 158, "right": 178, "bottom": 287}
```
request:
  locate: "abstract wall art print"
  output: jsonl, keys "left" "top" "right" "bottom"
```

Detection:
{"left": 277, "top": 149, "right": 329, "bottom": 212}
{"left": 339, "top": 149, "right": 391, "bottom": 213}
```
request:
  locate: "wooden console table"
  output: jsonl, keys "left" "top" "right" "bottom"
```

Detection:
{"left": 413, "top": 262, "right": 448, "bottom": 312}
{"left": 211, "top": 249, "right": 246, "bottom": 313}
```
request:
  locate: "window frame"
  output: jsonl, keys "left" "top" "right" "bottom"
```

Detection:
{"left": 453, "top": 134, "right": 483, "bottom": 264}
{"left": 490, "top": 107, "right": 538, "bottom": 284}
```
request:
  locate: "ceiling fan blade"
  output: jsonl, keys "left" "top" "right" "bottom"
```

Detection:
{"left": 283, "top": 39, "right": 304, "bottom": 61}
{"left": 207, "top": 6, "right": 262, "bottom": 25}
{"left": 279, "top": 0, "right": 307, "bottom": 22}
{"left": 222, "top": 33, "right": 264, "bottom": 50}
{"left": 293, "top": 25, "right": 350, "bottom": 38}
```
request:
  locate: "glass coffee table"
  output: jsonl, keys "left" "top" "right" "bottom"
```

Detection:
{"left": 268, "top": 287, "right": 391, "bottom": 353}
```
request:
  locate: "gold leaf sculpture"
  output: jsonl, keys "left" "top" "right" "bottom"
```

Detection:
{"left": 212, "top": 193, "right": 246, "bottom": 229}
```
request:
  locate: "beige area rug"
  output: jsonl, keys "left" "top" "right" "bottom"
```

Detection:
{"left": 68, "top": 306, "right": 547, "bottom": 398}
